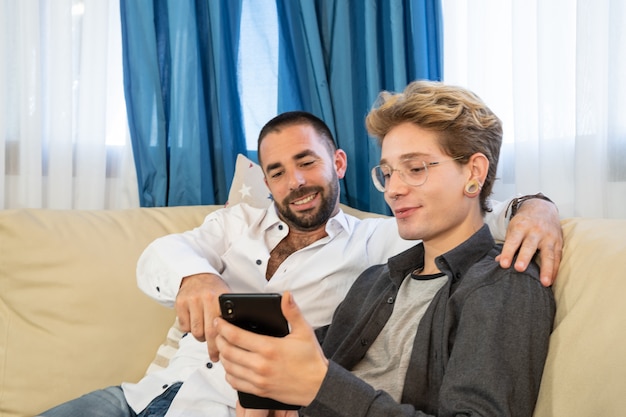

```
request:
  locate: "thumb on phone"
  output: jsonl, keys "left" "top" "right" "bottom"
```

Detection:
{"left": 280, "top": 291, "right": 319, "bottom": 342}
{"left": 280, "top": 291, "right": 304, "bottom": 328}
{"left": 278, "top": 291, "right": 329, "bottom": 405}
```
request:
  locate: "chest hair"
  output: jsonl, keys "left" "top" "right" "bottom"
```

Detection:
{"left": 266, "top": 231, "right": 327, "bottom": 280}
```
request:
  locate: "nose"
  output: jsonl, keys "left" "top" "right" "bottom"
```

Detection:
{"left": 287, "top": 169, "right": 306, "bottom": 190}
{"left": 385, "top": 170, "right": 407, "bottom": 200}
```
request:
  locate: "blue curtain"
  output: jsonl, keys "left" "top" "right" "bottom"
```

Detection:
{"left": 120, "top": 0, "right": 441, "bottom": 212}
{"left": 120, "top": 0, "right": 246, "bottom": 206}
{"left": 276, "top": 0, "right": 442, "bottom": 214}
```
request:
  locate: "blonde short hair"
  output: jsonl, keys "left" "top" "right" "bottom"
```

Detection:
{"left": 366, "top": 80, "right": 502, "bottom": 213}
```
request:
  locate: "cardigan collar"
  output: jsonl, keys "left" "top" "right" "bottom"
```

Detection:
{"left": 387, "top": 224, "right": 495, "bottom": 286}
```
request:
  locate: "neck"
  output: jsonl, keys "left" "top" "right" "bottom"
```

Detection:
{"left": 287, "top": 225, "right": 328, "bottom": 248}
{"left": 421, "top": 214, "right": 484, "bottom": 274}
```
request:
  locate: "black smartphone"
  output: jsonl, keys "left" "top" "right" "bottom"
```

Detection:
{"left": 218, "top": 293, "right": 300, "bottom": 411}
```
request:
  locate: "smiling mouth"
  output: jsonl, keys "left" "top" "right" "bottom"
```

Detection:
{"left": 292, "top": 193, "right": 317, "bottom": 206}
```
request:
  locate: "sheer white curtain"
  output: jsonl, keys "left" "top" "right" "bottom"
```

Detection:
{"left": 0, "top": 0, "right": 138, "bottom": 209}
{"left": 442, "top": 0, "right": 626, "bottom": 219}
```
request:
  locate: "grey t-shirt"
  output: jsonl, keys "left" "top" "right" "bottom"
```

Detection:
{"left": 351, "top": 272, "right": 447, "bottom": 401}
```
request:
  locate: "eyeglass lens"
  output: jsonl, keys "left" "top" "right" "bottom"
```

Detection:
{"left": 371, "top": 160, "right": 428, "bottom": 191}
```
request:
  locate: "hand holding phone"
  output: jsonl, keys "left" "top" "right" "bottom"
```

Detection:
{"left": 219, "top": 293, "right": 301, "bottom": 411}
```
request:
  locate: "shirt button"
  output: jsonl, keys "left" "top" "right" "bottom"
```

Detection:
{"left": 386, "top": 296, "right": 394, "bottom": 304}
{"left": 162, "top": 384, "right": 168, "bottom": 389}
{"left": 256, "top": 259, "right": 262, "bottom": 265}
{"left": 156, "top": 286, "right": 160, "bottom": 292}
{"left": 206, "top": 362, "right": 213, "bottom": 369}
{"left": 278, "top": 224, "right": 284, "bottom": 230}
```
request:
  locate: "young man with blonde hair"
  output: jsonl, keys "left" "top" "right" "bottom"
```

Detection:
{"left": 216, "top": 81, "right": 555, "bottom": 417}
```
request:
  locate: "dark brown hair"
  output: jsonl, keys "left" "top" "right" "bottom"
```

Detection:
{"left": 257, "top": 111, "right": 337, "bottom": 165}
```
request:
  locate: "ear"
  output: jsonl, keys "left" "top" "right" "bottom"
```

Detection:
{"left": 467, "top": 152, "right": 489, "bottom": 184}
{"left": 334, "top": 149, "right": 348, "bottom": 179}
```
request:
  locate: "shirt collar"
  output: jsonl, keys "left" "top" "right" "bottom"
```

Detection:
{"left": 436, "top": 224, "right": 495, "bottom": 281}
{"left": 260, "top": 202, "right": 353, "bottom": 238}
{"left": 387, "top": 224, "right": 495, "bottom": 286}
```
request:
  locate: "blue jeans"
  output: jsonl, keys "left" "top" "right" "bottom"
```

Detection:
{"left": 38, "top": 382, "right": 182, "bottom": 417}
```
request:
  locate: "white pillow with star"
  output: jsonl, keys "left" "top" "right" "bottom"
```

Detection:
{"left": 225, "top": 154, "right": 272, "bottom": 208}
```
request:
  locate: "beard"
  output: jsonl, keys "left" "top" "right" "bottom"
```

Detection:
{"left": 275, "top": 174, "right": 340, "bottom": 231}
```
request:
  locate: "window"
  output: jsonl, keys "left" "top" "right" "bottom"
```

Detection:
{"left": 238, "top": 0, "right": 279, "bottom": 161}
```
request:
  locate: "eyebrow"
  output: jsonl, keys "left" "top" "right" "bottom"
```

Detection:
{"left": 379, "top": 152, "right": 431, "bottom": 166}
{"left": 265, "top": 149, "right": 320, "bottom": 172}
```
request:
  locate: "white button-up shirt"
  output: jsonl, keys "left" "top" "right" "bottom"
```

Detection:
{"left": 123, "top": 200, "right": 509, "bottom": 415}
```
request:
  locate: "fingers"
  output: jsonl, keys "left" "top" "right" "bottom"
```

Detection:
{"left": 279, "top": 292, "right": 325, "bottom": 357}
{"left": 235, "top": 402, "right": 271, "bottom": 417}
{"left": 498, "top": 216, "right": 538, "bottom": 272}
{"left": 235, "top": 402, "right": 248, "bottom": 417}
{"left": 204, "top": 292, "right": 221, "bottom": 361}
{"left": 498, "top": 198, "right": 564, "bottom": 287}
{"left": 234, "top": 404, "right": 294, "bottom": 417}
{"left": 174, "top": 273, "right": 230, "bottom": 357}
{"left": 175, "top": 284, "right": 212, "bottom": 342}
{"left": 215, "top": 318, "right": 269, "bottom": 394}
{"left": 498, "top": 229, "right": 562, "bottom": 287}
{"left": 276, "top": 411, "right": 299, "bottom": 417}
{"left": 175, "top": 292, "right": 206, "bottom": 341}
{"left": 215, "top": 316, "right": 267, "bottom": 360}
{"left": 537, "top": 239, "right": 563, "bottom": 287}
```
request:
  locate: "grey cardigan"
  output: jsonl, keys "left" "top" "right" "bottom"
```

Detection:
{"left": 306, "top": 225, "right": 555, "bottom": 417}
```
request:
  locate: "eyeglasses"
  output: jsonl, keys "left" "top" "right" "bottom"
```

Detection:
{"left": 371, "top": 157, "right": 464, "bottom": 192}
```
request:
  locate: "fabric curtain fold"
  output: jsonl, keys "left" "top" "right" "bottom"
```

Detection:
{"left": 121, "top": 0, "right": 441, "bottom": 211}
{"left": 275, "top": 0, "right": 442, "bottom": 213}
{"left": 120, "top": 0, "right": 245, "bottom": 207}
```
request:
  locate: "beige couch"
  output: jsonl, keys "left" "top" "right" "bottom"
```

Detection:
{"left": 1, "top": 205, "right": 625, "bottom": 417}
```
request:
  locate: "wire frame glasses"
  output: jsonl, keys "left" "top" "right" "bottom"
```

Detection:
{"left": 371, "top": 157, "right": 463, "bottom": 192}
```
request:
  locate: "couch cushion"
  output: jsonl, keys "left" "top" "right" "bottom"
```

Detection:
{"left": 0, "top": 206, "right": 217, "bottom": 417}
{"left": 226, "top": 154, "right": 272, "bottom": 208}
{"left": 533, "top": 217, "right": 626, "bottom": 417}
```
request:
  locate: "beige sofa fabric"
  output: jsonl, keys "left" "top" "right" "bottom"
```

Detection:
{"left": 533, "top": 217, "right": 626, "bottom": 417}
{"left": 1, "top": 205, "right": 625, "bottom": 417}
{"left": 0, "top": 206, "right": 216, "bottom": 417}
